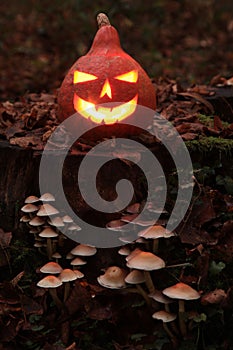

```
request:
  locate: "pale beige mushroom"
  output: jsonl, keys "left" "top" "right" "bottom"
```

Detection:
{"left": 37, "top": 204, "right": 59, "bottom": 216}
{"left": 162, "top": 282, "right": 200, "bottom": 337}
{"left": 59, "top": 268, "right": 84, "bottom": 301}
{"left": 39, "top": 193, "right": 55, "bottom": 202}
{"left": 70, "top": 244, "right": 97, "bottom": 257}
{"left": 97, "top": 266, "right": 127, "bottom": 289}
{"left": 126, "top": 250, "right": 165, "bottom": 294}
{"left": 39, "top": 227, "right": 58, "bottom": 259}
{"left": 37, "top": 275, "right": 63, "bottom": 309}
{"left": 138, "top": 225, "right": 175, "bottom": 253}
{"left": 40, "top": 261, "right": 63, "bottom": 274}
{"left": 152, "top": 310, "right": 177, "bottom": 345}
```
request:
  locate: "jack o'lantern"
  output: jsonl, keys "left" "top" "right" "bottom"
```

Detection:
{"left": 58, "top": 13, "right": 156, "bottom": 139}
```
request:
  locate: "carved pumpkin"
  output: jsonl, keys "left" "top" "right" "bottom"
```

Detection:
{"left": 58, "top": 13, "right": 156, "bottom": 139}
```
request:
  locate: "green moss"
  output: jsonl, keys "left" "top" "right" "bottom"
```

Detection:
{"left": 197, "top": 114, "right": 230, "bottom": 128}
{"left": 185, "top": 136, "right": 233, "bottom": 154}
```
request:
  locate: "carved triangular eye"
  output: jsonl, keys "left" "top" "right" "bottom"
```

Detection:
{"left": 73, "top": 71, "right": 98, "bottom": 84}
{"left": 115, "top": 70, "right": 138, "bottom": 83}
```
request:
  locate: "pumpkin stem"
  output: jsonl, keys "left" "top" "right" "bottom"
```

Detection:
{"left": 97, "top": 13, "right": 110, "bottom": 28}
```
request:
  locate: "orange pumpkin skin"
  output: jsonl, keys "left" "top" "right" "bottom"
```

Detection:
{"left": 57, "top": 15, "right": 156, "bottom": 140}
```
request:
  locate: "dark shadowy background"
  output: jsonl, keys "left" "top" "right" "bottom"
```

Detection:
{"left": 1, "top": 0, "right": 233, "bottom": 100}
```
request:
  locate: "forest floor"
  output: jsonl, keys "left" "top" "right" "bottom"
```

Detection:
{"left": 0, "top": 1, "right": 233, "bottom": 350}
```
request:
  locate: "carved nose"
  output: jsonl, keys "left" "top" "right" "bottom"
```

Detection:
{"left": 100, "top": 79, "right": 112, "bottom": 99}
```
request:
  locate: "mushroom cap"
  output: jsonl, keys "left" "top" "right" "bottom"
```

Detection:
{"left": 118, "top": 246, "right": 131, "bottom": 256}
{"left": 126, "top": 248, "right": 142, "bottom": 261}
{"left": 34, "top": 242, "right": 43, "bottom": 248}
{"left": 148, "top": 290, "right": 173, "bottom": 304}
{"left": 66, "top": 252, "right": 74, "bottom": 260}
{"left": 62, "top": 215, "right": 73, "bottom": 223}
{"left": 97, "top": 266, "right": 127, "bottom": 289}
{"left": 52, "top": 252, "right": 62, "bottom": 259}
{"left": 70, "top": 244, "right": 97, "bottom": 256}
{"left": 118, "top": 235, "right": 136, "bottom": 244}
{"left": 152, "top": 310, "right": 177, "bottom": 322}
{"left": 29, "top": 217, "right": 45, "bottom": 226}
{"left": 40, "top": 262, "right": 63, "bottom": 274}
{"left": 37, "top": 204, "right": 59, "bottom": 216}
{"left": 68, "top": 224, "right": 81, "bottom": 231}
{"left": 25, "top": 195, "right": 40, "bottom": 204}
{"left": 120, "top": 214, "right": 138, "bottom": 223}
{"left": 47, "top": 216, "right": 65, "bottom": 227}
{"left": 125, "top": 270, "right": 145, "bottom": 284}
{"left": 106, "top": 220, "right": 127, "bottom": 231}
{"left": 37, "top": 275, "right": 62, "bottom": 288}
{"left": 39, "top": 193, "right": 55, "bottom": 202}
{"left": 29, "top": 227, "right": 39, "bottom": 234}
{"left": 162, "top": 282, "right": 200, "bottom": 300}
{"left": 20, "top": 215, "right": 31, "bottom": 222}
{"left": 59, "top": 268, "right": 83, "bottom": 282}
{"left": 70, "top": 257, "right": 87, "bottom": 266}
{"left": 138, "top": 225, "right": 175, "bottom": 239}
{"left": 126, "top": 202, "right": 141, "bottom": 214}
{"left": 126, "top": 251, "right": 165, "bottom": 271}
{"left": 39, "top": 227, "right": 58, "bottom": 238}
{"left": 73, "top": 269, "right": 85, "bottom": 278}
{"left": 21, "top": 204, "right": 38, "bottom": 213}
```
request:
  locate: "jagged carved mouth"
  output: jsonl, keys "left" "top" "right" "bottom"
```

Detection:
{"left": 73, "top": 94, "right": 138, "bottom": 125}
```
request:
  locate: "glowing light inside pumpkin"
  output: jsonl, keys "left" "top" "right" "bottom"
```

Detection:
{"left": 73, "top": 71, "right": 98, "bottom": 83}
{"left": 115, "top": 70, "right": 138, "bottom": 83}
{"left": 73, "top": 94, "right": 138, "bottom": 124}
{"left": 100, "top": 79, "right": 112, "bottom": 98}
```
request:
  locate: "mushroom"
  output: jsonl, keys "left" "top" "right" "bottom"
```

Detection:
{"left": 126, "top": 250, "right": 165, "bottom": 293}
{"left": 62, "top": 215, "right": 73, "bottom": 223}
{"left": 21, "top": 204, "right": 38, "bottom": 219}
{"left": 52, "top": 252, "right": 62, "bottom": 263}
{"left": 97, "top": 266, "right": 127, "bottom": 289}
{"left": 20, "top": 215, "right": 31, "bottom": 223}
{"left": 39, "top": 193, "right": 55, "bottom": 202}
{"left": 40, "top": 261, "right": 63, "bottom": 274}
{"left": 125, "top": 202, "right": 141, "bottom": 214}
{"left": 59, "top": 268, "right": 84, "bottom": 301}
{"left": 70, "top": 257, "right": 87, "bottom": 269}
{"left": 118, "top": 246, "right": 131, "bottom": 256}
{"left": 152, "top": 310, "right": 177, "bottom": 345}
{"left": 39, "top": 227, "right": 58, "bottom": 259}
{"left": 37, "top": 275, "right": 63, "bottom": 309}
{"left": 125, "top": 269, "right": 150, "bottom": 305}
{"left": 138, "top": 225, "right": 175, "bottom": 253}
{"left": 37, "top": 204, "right": 59, "bottom": 216}
{"left": 70, "top": 244, "right": 97, "bottom": 257}
{"left": 47, "top": 216, "right": 65, "bottom": 227}
{"left": 106, "top": 219, "right": 128, "bottom": 231}
{"left": 29, "top": 216, "right": 45, "bottom": 227}
{"left": 24, "top": 195, "right": 40, "bottom": 204}
{"left": 162, "top": 282, "right": 200, "bottom": 337}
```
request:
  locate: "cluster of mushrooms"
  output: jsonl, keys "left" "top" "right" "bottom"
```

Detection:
{"left": 99, "top": 202, "right": 201, "bottom": 345}
{"left": 21, "top": 196, "right": 200, "bottom": 344}
{"left": 20, "top": 193, "right": 97, "bottom": 307}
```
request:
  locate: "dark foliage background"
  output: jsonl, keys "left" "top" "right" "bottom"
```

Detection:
{"left": 1, "top": 0, "right": 233, "bottom": 99}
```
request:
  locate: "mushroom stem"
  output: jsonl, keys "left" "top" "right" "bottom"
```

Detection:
{"left": 165, "top": 304, "right": 180, "bottom": 336}
{"left": 163, "top": 323, "right": 179, "bottom": 347}
{"left": 178, "top": 299, "right": 187, "bottom": 338}
{"left": 143, "top": 271, "right": 155, "bottom": 294}
{"left": 152, "top": 239, "right": 159, "bottom": 254}
{"left": 49, "top": 289, "right": 63, "bottom": 309}
{"left": 63, "top": 282, "right": 70, "bottom": 302}
{"left": 46, "top": 238, "right": 53, "bottom": 260}
{"left": 136, "top": 284, "right": 151, "bottom": 306}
